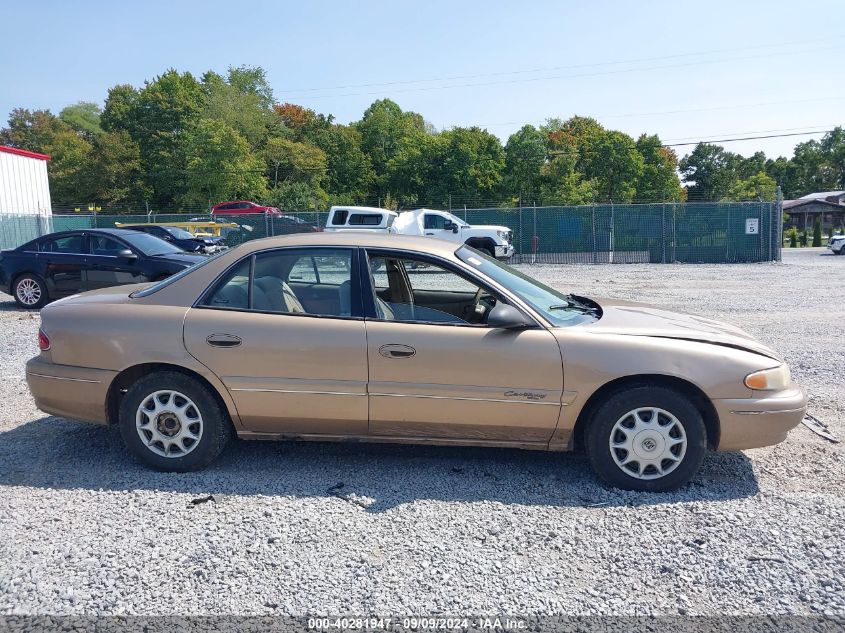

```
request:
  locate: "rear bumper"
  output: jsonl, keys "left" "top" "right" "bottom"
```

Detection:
{"left": 712, "top": 383, "right": 807, "bottom": 450}
{"left": 25, "top": 357, "right": 115, "bottom": 424}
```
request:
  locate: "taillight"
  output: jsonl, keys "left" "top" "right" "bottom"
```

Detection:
{"left": 38, "top": 329, "right": 50, "bottom": 351}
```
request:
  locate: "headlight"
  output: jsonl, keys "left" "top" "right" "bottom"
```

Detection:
{"left": 497, "top": 230, "right": 508, "bottom": 240}
{"left": 744, "top": 364, "right": 791, "bottom": 391}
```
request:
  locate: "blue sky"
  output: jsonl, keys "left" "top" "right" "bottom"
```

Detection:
{"left": 1, "top": 0, "right": 843, "bottom": 158}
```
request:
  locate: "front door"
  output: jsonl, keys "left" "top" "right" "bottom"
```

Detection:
{"left": 363, "top": 250, "right": 563, "bottom": 444}
{"left": 183, "top": 247, "right": 368, "bottom": 435}
{"left": 86, "top": 234, "right": 148, "bottom": 290}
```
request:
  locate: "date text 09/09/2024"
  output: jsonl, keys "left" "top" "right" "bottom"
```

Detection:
{"left": 307, "top": 617, "right": 528, "bottom": 631}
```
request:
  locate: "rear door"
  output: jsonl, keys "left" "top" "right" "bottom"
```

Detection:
{"left": 86, "top": 234, "right": 148, "bottom": 289}
{"left": 183, "top": 246, "right": 368, "bottom": 435}
{"left": 37, "top": 233, "right": 88, "bottom": 297}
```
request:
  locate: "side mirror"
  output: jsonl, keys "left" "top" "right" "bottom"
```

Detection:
{"left": 118, "top": 249, "right": 137, "bottom": 260}
{"left": 163, "top": 236, "right": 173, "bottom": 241}
{"left": 487, "top": 303, "right": 532, "bottom": 329}
{"left": 452, "top": 225, "right": 460, "bottom": 234}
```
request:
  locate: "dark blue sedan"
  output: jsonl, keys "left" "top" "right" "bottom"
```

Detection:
{"left": 0, "top": 228, "right": 206, "bottom": 308}
{"left": 121, "top": 224, "right": 225, "bottom": 253}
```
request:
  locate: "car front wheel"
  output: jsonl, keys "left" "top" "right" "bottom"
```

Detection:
{"left": 585, "top": 385, "right": 707, "bottom": 492}
{"left": 13, "top": 274, "right": 48, "bottom": 309}
{"left": 118, "top": 371, "right": 231, "bottom": 472}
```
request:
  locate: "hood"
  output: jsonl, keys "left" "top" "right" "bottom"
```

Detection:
{"left": 464, "top": 225, "right": 511, "bottom": 234}
{"left": 582, "top": 298, "right": 782, "bottom": 361}
{"left": 151, "top": 252, "right": 207, "bottom": 265}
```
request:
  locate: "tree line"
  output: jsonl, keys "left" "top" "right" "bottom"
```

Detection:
{"left": 2, "top": 65, "right": 843, "bottom": 211}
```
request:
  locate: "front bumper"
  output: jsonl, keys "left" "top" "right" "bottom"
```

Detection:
{"left": 827, "top": 242, "right": 844, "bottom": 253}
{"left": 495, "top": 244, "right": 514, "bottom": 259}
{"left": 712, "top": 382, "right": 807, "bottom": 450}
{"left": 25, "top": 356, "right": 116, "bottom": 424}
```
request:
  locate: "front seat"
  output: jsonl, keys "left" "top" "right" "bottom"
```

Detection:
{"left": 253, "top": 276, "right": 305, "bottom": 313}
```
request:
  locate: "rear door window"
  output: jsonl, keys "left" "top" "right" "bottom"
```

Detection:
{"left": 40, "top": 235, "right": 84, "bottom": 253}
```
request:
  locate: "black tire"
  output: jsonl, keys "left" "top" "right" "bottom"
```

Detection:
{"left": 118, "top": 371, "right": 231, "bottom": 472}
{"left": 585, "top": 385, "right": 707, "bottom": 492}
{"left": 12, "top": 273, "right": 49, "bottom": 309}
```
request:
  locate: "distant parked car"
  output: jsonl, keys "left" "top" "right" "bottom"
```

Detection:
{"left": 0, "top": 229, "right": 206, "bottom": 309}
{"left": 211, "top": 201, "right": 282, "bottom": 216}
{"left": 121, "top": 224, "right": 225, "bottom": 253}
{"left": 827, "top": 234, "right": 845, "bottom": 255}
{"left": 272, "top": 215, "right": 322, "bottom": 235}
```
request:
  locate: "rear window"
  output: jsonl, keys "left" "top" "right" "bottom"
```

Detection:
{"left": 348, "top": 214, "right": 381, "bottom": 226}
{"left": 331, "top": 210, "right": 349, "bottom": 225}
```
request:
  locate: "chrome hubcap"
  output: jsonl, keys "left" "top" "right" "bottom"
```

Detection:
{"left": 609, "top": 407, "right": 687, "bottom": 480}
{"left": 16, "top": 279, "right": 41, "bottom": 306}
{"left": 136, "top": 390, "right": 203, "bottom": 458}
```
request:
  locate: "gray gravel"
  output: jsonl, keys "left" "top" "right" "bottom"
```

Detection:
{"left": 0, "top": 248, "right": 843, "bottom": 617}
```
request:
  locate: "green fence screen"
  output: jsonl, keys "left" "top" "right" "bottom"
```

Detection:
{"left": 2, "top": 202, "right": 782, "bottom": 264}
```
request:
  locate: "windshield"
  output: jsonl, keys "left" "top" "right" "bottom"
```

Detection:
{"left": 456, "top": 246, "right": 600, "bottom": 326}
{"left": 163, "top": 226, "right": 196, "bottom": 239}
{"left": 131, "top": 249, "right": 227, "bottom": 298}
{"left": 444, "top": 212, "right": 469, "bottom": 227}
{"left": 122, "top": 231, "right": 185, "bottom": 256}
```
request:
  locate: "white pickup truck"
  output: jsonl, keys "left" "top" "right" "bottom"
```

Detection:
{"left": 325, "top": 206, "right": 514, "bottom": 259}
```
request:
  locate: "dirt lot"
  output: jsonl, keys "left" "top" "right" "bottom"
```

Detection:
{"left": 0, "top": 248, "right": 843, "bottom": 617}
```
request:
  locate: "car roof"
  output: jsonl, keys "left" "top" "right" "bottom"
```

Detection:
{"left": 37, "top": 228, "right": 140, "bottom": 239}
{"left": 232, "top": 231, "right": 460, "bottom": 257}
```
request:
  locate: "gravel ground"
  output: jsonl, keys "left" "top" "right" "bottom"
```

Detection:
{"left": 0, "top": 248, "right": 843, "bottom": 618}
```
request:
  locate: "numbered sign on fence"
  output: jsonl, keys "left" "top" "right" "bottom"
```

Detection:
{"left": 745, "top": 218, "right": 759, "bottom": 235}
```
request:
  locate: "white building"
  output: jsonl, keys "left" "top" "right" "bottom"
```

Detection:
{"left": 0, "top": 145, "right": 53, "bottom": 249}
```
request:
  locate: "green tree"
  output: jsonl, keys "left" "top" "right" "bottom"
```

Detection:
{"left": 679, "top": 143, "right": 742, "bottom": 201}
{"left": 502, "top": 125, "right": 545, "bottom": 201}
{"left": 201, "top": 67, "right": 272, "bottom": 148}
{"left": 132, "top": 70, "right": 206, "bottom": 204}
{"left": 589, "top": 130, "right": 643, "bottom": 203}
{"left": 355, "top": 99, "right": 426, "bottom": 193}
{"left": 266, "top": 181, "right": 327, "bottom": 211}
{"left": 83, "top": 131, "right": 150, "bottom": 205}
{"left": 101, "top": 84, "right": 139, "bottom": 133}
{"left": 812, "top": 217, "right": 822, "bottom": 247}
{"left": 539, "top": 130, "right": 594, "bottom": 204}
{"left": 182, "top": 119, "right": 265, "bottom": 205}
{"left": 724, "top": 171, "right": 777, "bottom": 201}
{"left": 263, "top": 137, "right": 327, "bottom": 189}
{"left": 635, "top": 134, "right": 683, "bottom": 202}
{"left": 425, "top": 127, "right": 505, "bottom": 206}
{"left": 59, "top": 102, "right": 102, "bottom": 140}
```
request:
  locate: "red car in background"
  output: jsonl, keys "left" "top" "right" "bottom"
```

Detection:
{"left": 211, "top": 201, "right": 282, "bottom": 216}
{"left": 210, "top": 200, "right": 322, "bottom": 236}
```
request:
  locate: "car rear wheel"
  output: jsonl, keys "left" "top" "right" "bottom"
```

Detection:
{"left": 118, "top": 372, "right": 231, "bottom": 472}
{"left": 13, "top": 274, "right": 48, "bottom": 309}
{"left": 585, "top": 385, "right": 707, "bottom": 492}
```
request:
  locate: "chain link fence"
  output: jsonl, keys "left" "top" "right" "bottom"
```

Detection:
{"left": 2, "top": 202, "right": 782, "bottom": 264}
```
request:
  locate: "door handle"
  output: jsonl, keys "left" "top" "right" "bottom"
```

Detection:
{"left": 425, "top": 232, "right": 434, "bottom": 236}
{"left": 379, "top": 344, "right": 416, "bottom": 359}
{"left": 206, "top": 333, "right": 242, "bottom": 348}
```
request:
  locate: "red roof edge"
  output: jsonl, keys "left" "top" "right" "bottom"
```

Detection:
{"left": 0, "top": 145, "right": 51, "bottom": 161}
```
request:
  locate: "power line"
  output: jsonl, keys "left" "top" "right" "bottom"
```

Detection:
{"left": 476, "top": 96, "right": 845, "bottom": 128}
{"left": 286, "top": 44, "right": 842, "bottom": 100}
{"left": 663, "top": 130, "right": 835, "bottom": 147}
{"left": 278, "top": 36, "right": 840, "bottom": 95}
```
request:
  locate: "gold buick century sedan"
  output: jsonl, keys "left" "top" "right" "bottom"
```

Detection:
{"left": 25, "top": 233, "right": 807, "bottom": 491}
